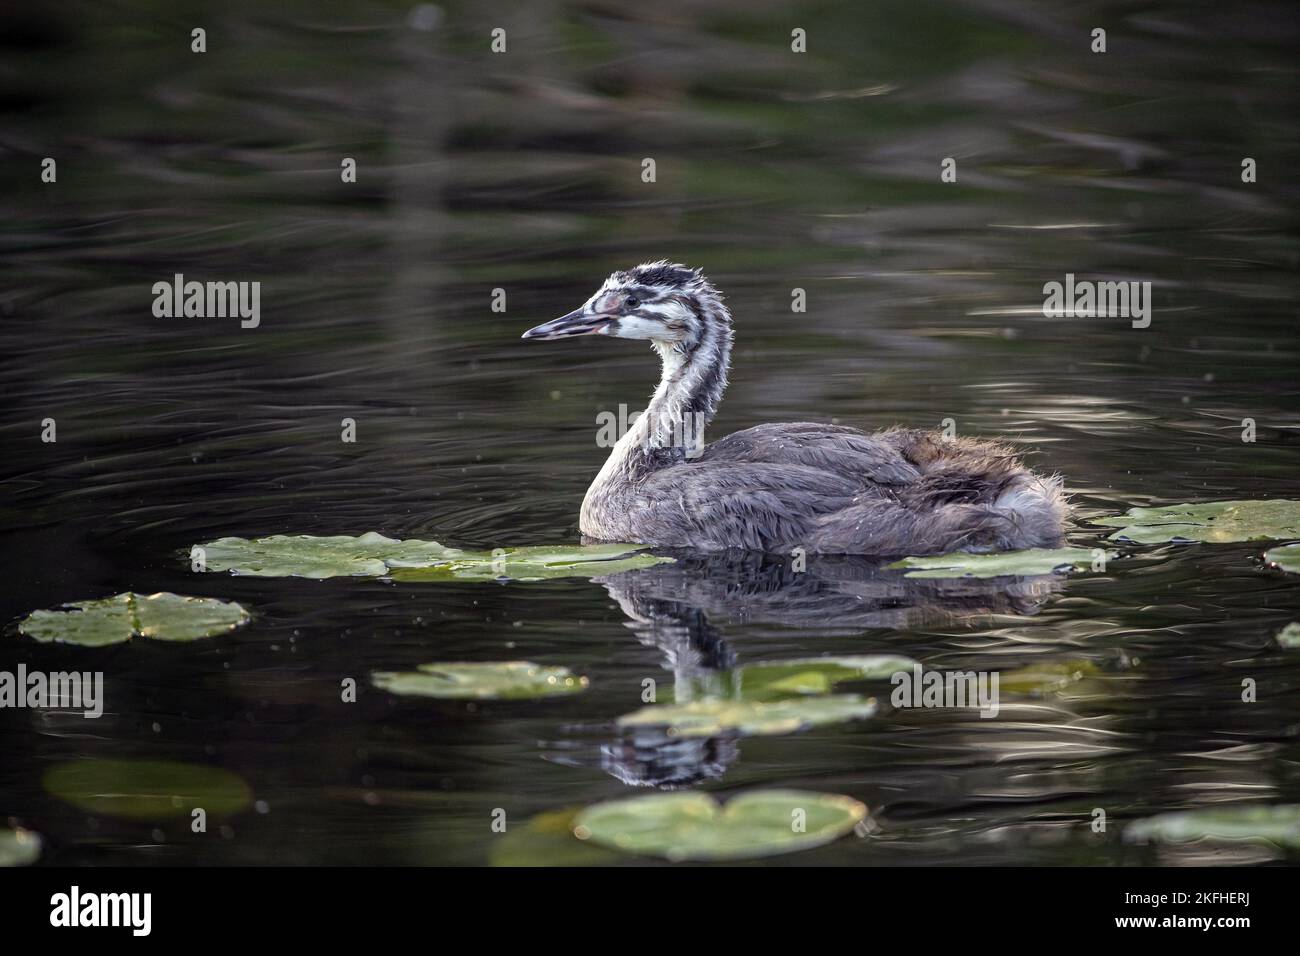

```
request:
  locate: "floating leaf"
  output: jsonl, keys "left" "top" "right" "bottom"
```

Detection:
{"left": 618, "top": 694, "right": 876, "bottom": 738}
{"left": 490, "top": 807, "right": 620, "bottom": 867}
{"left": 0, "top": 828, "right": 41, "bottom": 867}
{"left": 889, "top": 547, "right": 1105, "bottom": 578}
{"left": 729, "top": 655, "right": 918, "bottom": 700}
{"left": 195, "top": 533, "right": 670, "bottom": 580}
{"left": 1096, "top": 500, "right": 1300, "bottom": 544}
{"left": 18, "top": 592, "right": 249, "bottom": 647}
{"left": 372, "top": 661, "right": 589, "bottom": 700}
{"left": 45, "top": 759, "right": 252, "bottom": 821}
{"left": 1264, "top": 543, "right": 1300, "bottom": 573}
{"left": 1277, "top": 624, "right": 1300, "bottom": 649}
{"left": 1126, "top": 804, "right": 1300, "bottom": 849}
{"left": 390, "top": 543, "right": 670, "bottom": 582}
{"left": 573, "top": 789, "right": 866, "bottom": 861}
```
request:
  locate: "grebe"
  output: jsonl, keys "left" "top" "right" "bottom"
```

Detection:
{"left": 523, "top": 262, "right": 1066, "bottom": 555}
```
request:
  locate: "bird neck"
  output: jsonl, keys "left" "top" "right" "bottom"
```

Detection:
{"left": 628, "top": 298, "right": 732, "bottom": 467}
{"left": 581, "top": 296, "right": 732, "bottom": 532}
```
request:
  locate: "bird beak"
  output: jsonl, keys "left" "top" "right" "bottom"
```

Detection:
{"left": 521, "top": 308, "right": 613, "bottom": 341}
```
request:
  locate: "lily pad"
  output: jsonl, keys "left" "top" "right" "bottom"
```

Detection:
{"left": 195, "top": 533, "right": 670, "bottom": 580}
{"left": 0, "top": 828, "right": 41, "bottom": 866}
{"left": 1096, "top": 499, "right": 1300, "bottom": 544}
{"left": 371, "top": 661, "right": 589, "bottom": 700}
{"left": 44, "top": 759, "right": 252, "bottom": 821}
{"left": 1264, "top": 543, "right": 1300, "bottom": 573}
{"left": 490, "top": 807, "right": 620, "bottom": 867}
{"left": 1126, "top": 804, "right": 1300, "bottom": 849}
{"left": 1277, "top": 624, "right": 1300, "bottom": 649}
{"left": 889, "top": 547, "right": 1106, "bottom": 579}
{"left": 390, "top": 544, "right": 670, "bottom": 582}
{"left": 728, "top": 655, "right": 918, "bottom": 700}
{"left": 618, "top": 694, "right": 876, "bottom": 738}
{"left": 573, "top": 789, "right": 866, "bottom": 861}
{"left": 18, "top": 592, "right": 249, "bottom": 647}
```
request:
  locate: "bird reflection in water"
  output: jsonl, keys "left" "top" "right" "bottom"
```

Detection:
{"left": 590, "top": 550, "right": 1062, "bottom": 788}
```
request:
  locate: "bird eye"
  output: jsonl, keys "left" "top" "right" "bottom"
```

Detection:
{"left": 625, "top": 296, "right": 640, "bottom": 310}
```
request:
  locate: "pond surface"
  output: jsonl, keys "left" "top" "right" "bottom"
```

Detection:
{"left": 1, "top": 0, "right": 1298, "bottom": 865}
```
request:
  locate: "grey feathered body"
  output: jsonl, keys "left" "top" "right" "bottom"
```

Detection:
{"left": 582, "top": 422, "right": 1066, "bottom": 555}
{"left": 535, "top": 261, "right": 1066, "bottom": 556}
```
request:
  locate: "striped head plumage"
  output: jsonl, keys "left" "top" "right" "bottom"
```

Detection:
{"left": 521, "top": 261, "right": 733, "bottom": 356}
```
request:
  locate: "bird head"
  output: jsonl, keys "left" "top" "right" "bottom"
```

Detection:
{"left": 522, "top": 261, "right": 729, "bottom": 349}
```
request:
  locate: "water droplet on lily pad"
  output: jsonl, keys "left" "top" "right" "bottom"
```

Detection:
{"left": 44, "top": 759, "right": 252, "bottom": 821}
{"left": 194, "top": 533, "right": 670, "bottom": 580}
{"left": 1264, "top": 543, "right": 1300, "bottom": 573}
{"left": 1126, "top": 804, "right": 1300, "bottom": 849}
{"left": 889, "top": 547, "right": 1106, "bottom": 578}
{"left": 573, "top": 789, "right": 867, "bottom": 861}
{"left": 18, "top": 592, "right": 249, "bottom": 647}
{"left": 618, "top": 694, "right": 876, "bottom": 738}
{"left": 0, "top": 827, "right": 41, "bottom": 866}
{"left": 372, "top": 661, "right": 589, "bottom": 700}
{"left": 1096, "top": 499, "right": 1300, "bottom": 544}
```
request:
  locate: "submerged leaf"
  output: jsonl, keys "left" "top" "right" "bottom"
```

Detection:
{"left": 573, "top": 789, "right": 866, "bottom": 861}
{"left": 196, "top": 533, "right": 670, "bottom": 580}
{"left": 728, "top": 655, "right": 918, "bottom": 700}
{"left": 0, "top": 828, "right": 41, "bottom": 867}
{"left": 889, "top": 547, "right": 1105, "bottom": 578}
{"left": 1264, "top": 543, "right": 1300, "bottom": 573}
{"left": 1096, "top": 499, "right": 1300, "bottom": 544}
{"left": 1126, "top": 804, "right": 1300, "bottom": 849}
{"left": 44, "top": 759, "right": 252, "bottom": 821}
{"left": 372, "top": 661, "right": 589, "bottom": 700}
{"left": 998, "top": 660, "right": 1101, "bottom": 695}
{"left": 618, "top": 694, "right": 876, "bottom": 738}
{"left": 18, "top": 592, "right": 249, "bottom": 647}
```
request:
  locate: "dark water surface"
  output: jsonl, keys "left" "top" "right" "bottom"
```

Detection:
{"left": 2, "top": 1, "right": 1299, "bottom": 865}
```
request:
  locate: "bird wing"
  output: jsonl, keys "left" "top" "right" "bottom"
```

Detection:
{"left": 700, "top": 422, "right": 921, "bottom": 487}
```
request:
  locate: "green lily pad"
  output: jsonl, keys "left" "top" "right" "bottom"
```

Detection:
{"left": 728, "top": 655, "right": 918, "bottom": 700}
{"left": 573, "top": 789, "right": 867, "bottom": 861}
{"left": 0, "top": 828, "right": 41, "bottom": 866}
{"left": 1096, "top": 499, "right": 1300, "bottom": 544}
{"left": 44, "top": 759, "right": 252, "bottom": 821}
{"left": 889, "top": 547, "right": 1107, "bottom": 578}
{"left": 390, "top": 544, "right": 670, "bottom": 582}
{"left": 18, "top": 592, "right": 249, "bottom": 647}
{"left": 1264, "top": 543, "right": 1300, "bottom": 573}
{"left": 490, "top": 807, "right": 620, "bottom": 867}
{"left": 618, "top": 693, "right": 876, "bottom": 738}
{"left": 371, "top": 661, "right": 589, "bottom": 700}
{"left": 195, "top": 533, "right": 670, "bottom": 580}
{"left": 1126, "top": 804, "right": 1300, "bottom": 849}
{"left": 1277, "top": 624, "right": 1300, "bottom": 649}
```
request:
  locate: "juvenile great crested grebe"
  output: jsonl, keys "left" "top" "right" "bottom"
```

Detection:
{"left": 523, "top": 262, "right": 1066, "bottom": 555}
